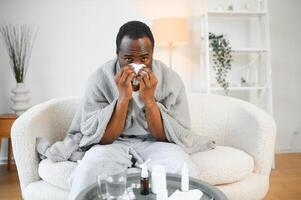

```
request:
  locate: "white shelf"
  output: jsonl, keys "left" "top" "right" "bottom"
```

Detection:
{"left": 232, "top": 48, "right": 268, "bottom": 53}
{"left": 207, "top": 11, "right": 267, "bottom": 17}
{"left": 200, "top": 0, "right": 272, "bottom": 115}
{"left": 210, "top": 86, "right": 266, "bottom": 91}
{"left": 209, "top": 48, "right": 268, "bottom": 53}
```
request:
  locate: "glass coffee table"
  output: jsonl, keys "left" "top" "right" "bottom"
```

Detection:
{"left": 75, "top": 173, "right": 228, "bottom": 200}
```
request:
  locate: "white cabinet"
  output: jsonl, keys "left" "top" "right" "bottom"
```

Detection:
{"left": 200, "top": 0, "right": 273, "bottom": 114}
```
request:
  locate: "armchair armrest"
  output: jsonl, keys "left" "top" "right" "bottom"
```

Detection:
{"left": 224, "top": 98, "right": 276, "bottom": 175}
{"left": 188, "top": 94, "right": 276, "bottom": 176}
{"left": 11, "top": 97, "right": 79, "bottom": 194}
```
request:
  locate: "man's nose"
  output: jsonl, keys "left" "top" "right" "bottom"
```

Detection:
{"left": 133, "top": 59, "right": 142, "bottom": 64}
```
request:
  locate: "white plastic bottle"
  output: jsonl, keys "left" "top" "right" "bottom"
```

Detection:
{"left": 181, "top": 162, "right": 189, "bottom": 192}
{"left": 151, "top": 165, "right": 166, "bottom": 194}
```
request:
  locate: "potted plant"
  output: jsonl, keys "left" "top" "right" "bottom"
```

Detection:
{"left": 0, "top": 23, "right": 37, "bottom": 115}
{"left": 209, "top": 32, "right": 233, "bottom": 95}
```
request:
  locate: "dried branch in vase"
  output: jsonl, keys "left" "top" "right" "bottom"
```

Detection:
{"left": 0, "top": 23, "right": 37, "bottom": 83}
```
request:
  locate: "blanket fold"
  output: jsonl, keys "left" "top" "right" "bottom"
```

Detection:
{"left": 36, "top": 58, "right": 215, "bottom": 162}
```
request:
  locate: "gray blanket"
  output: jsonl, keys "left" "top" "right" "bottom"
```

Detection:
{"left": 36, "top": 58, "right": 215, "bottom": 162}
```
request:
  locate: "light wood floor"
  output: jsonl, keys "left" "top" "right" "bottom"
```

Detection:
{"left": 0, "top": 153, "right": 300, "bottom": 200}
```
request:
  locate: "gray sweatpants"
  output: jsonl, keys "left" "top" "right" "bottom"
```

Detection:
{"left": 69, "top": 136, "right": 199, "bottom": 199}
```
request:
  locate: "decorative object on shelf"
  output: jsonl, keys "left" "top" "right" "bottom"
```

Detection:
{"left": 235, "top": 55, "right": 260, "bottom": 87}
{"left": 216, "top": 1, "right": 225, "bottom": 11}
{"left": 153, "top": 18, "right": 189, "bottom": 68}
{"left": 240, "top": 77, "right": 248, "bottom": 86}
{"left": 209, "top": 32, "right": 233, "bottom": 95}
{"left": 242, "top": 2, "right": 251, "bottom": 10}
{"left": 227, "top": 4, "right": 234, "bottom": 11}
{"left": 257, "top": 0, "right": 264, "bottom": 10}
{"left": 0, "top": 23, "right": 37, "bottom": 116}
{"left": 216, "top": 5, "right": 224, "bottom": 11}
{"left": 245, "top": 67, "right": 258, "bottom": 86}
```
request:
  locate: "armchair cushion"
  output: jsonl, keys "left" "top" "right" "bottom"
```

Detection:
{"left": 38, "top": 145, "right": 253, "bottom": 190}
{"left": 38, "top": 159, "right": 77, "bottom": 190}
{"left": 191, "top": 146, "right": 254, "bottom": 185}
{"left": 38, "top": 159, "right": 142, "bottom": 190}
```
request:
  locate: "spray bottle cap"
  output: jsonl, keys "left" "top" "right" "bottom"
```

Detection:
{"left": 141, "top": 165, "right": 148, "bottom": 178}
{"left": 182, "top": 162, "right": 188, "bottom": 173}
{"left": 181, "top": 162, "right": 189, "bottom": 192}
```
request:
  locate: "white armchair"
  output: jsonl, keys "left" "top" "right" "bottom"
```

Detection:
{"left": 11, "top": 94, "right": 276, "bottom": 200}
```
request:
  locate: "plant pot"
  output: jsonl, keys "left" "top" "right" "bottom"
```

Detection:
{"left": 10, "top": 83, "right": 30, "bottom": 116}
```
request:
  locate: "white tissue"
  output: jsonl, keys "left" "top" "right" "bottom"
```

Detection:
{"left": 157, "top": 189, "right": 168, "bottom": 200}
{"left": 168, "top": 189, "right": 203, "bottom": 200}
{"left": 130, "top": 63, "right": 145, "bottom": 74}
{"left": 130, "top": 63, "right": 145, "bottom": 86}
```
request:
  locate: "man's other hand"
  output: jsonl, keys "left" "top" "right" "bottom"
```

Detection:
{"left": 115, "top": 65, "right": 135, "bottom": 102}
{"left": 138, "top": 67, "right": 158, "bottom": 106}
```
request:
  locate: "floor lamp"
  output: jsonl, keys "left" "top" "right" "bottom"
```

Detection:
{"left": 153, "top": 18, "right": 189, "bottom": 68}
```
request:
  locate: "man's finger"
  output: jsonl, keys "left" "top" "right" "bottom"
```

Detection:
{"left": 119, "top": 69, "right": 134, "bottom": 84}
{"left": 125, "top": 72, "right": 135, "bottom": 86}
{"left": 142, "top": 67, "right": 153, "bottom": 74}
{"left": 142, "top": 73, "right": 151, "bottom": 88}
{"left": 115, "top": 69, "right": 123, "bottom": 82}
{"left": 115, "top": 65, "right": 131, "bottom": 81}
{"left": 139, "top": 77, "right": 146, "bottom": 90}
{"left": 139, "top": 70, "right": 150, "bottom": 80}
{"left": 118, "top": 70, "right": 127, "bottom": 84}
{"left": 142, "top": 67, "right": 157, "bottom": 84}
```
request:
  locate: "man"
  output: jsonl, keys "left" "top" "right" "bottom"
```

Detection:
{"left": 99, "top": 21, "right": 166, "bottom": 145}
{"left": 39, "top": 21, "right": 214, "bottom": 199}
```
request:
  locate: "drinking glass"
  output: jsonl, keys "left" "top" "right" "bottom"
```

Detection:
{"left": 96, "top": 173, "right": 107, "bottom": 199}
{"left": 105, "top": 165, "right": 127, "bottom": 200}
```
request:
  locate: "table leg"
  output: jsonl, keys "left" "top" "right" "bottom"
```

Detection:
{"left": 8, "top": 137, "right": 12, "bottom": 171}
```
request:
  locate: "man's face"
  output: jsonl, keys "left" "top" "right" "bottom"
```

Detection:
{"left": 117, "top": 36, "right": 153, "bottom": 69}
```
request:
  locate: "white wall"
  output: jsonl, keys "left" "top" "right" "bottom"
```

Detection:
{"left": 0, "top": 0, "right": 300, "bottom": 162}
{"left": 269, "top": 0, "right": 301, "bottom": 152}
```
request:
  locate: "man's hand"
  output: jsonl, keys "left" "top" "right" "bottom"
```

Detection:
{"left": 138, "top": 67, "right": 158, "bottom": 106}
{"left": 138, "top": 67, "right": 166, "bottom": 141}
{"left": 101, "top": 65, "right": 134, "bottom": 145}
{"left": 115, "top": 65, "right": 135, "bottom": 102}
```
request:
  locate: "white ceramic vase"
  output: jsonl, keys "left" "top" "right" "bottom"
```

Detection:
{"left": 10, "top": 83, "right": 30, "bottom": 116}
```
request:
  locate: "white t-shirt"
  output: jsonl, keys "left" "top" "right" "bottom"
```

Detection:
{"left": 122, "top": 91, "right": 150, "bottom": 136}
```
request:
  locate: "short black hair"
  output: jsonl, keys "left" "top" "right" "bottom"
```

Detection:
{"left": 116, "top": 21, "right": 155, "bottom": 53}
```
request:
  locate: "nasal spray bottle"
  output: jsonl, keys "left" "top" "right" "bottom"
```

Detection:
{"left": 181, "top": 162, "right": 189, "bottom": 192}
{"left": 140, "top": 159, "right": 150, "bottom": 195}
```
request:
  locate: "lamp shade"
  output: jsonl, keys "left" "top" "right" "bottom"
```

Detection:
{"left": 153, "top": 18, "right": 189, "bottom": 46}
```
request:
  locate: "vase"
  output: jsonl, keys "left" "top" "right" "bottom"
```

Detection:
{"left": 10, "top": 83, "right": 30, "bottom": 116}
